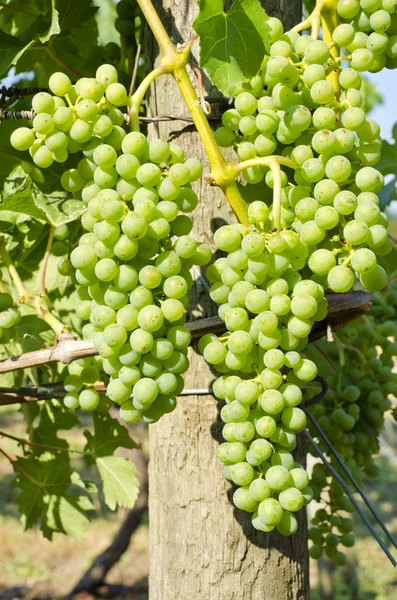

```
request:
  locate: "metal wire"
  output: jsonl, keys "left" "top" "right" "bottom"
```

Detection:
{"left": 304, "top": 430, "right": 397, "bottom": 568}
{"left": 305, "top": 408, "right": 397, "bottom": 551}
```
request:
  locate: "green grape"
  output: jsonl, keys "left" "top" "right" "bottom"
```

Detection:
{"left": 309, "top": 249, "right": 336, "bottom": 276}
{"left": 310, "top": 80, "right": 335, "bottom": 104}
{"left": 215, "top": 127, "right": 235, "bottom": 147}
{"left": 304, "top": 40, "right": 330, "bottom": 64}
{"left": 342, "top": 107, "right": 366, "bottom": 130}
{"left": 360, "top": 264, "right": 387, "bottom": 291}
{"left": 355, "top": 166, "right": 384, "bottom": 192}
{"left": 327, "top": 265, "right": 355, "bottom": 292}
{"left": 333, "top": 23, "right": 356, "bottom": 46}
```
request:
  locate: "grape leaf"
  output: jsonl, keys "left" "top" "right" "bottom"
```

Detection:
{"left": 56, "top": 0, "right": 98, "bottom": 34}
{"left": 194, "top": 0, "right": 270, "bottom": 96}
{"left": 0, "top": 167, "right": 85, "bottom": 226}
{"left": 0, "top": 12, "right": 56, "bottom": 75}
{"left": 96, "top": 455, "right": 139, "bottom": 511}
{"left": 13, "top": 450, "right": 72, "bottom": 531}
{"left": 43, "top": 494, "right": 94, "bottom": 542}
{"left": 84, "top": 411, "right": 137, "bottom": 463}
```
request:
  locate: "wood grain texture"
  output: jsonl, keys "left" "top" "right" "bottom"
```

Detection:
{"left": 147, "top": 1, "right": 309, "bottom": 598}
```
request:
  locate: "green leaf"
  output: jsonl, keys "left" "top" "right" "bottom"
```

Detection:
{"left": 84, "top": 411, "right": 137, "bottom": 463}
{"left": 1, "top": 167, "right": 85, "bottom": 226}
{"left": 43, "top": 494, "right": 93, "bottom": 543}
{"left": 0, "top": 12, "right": 55, "bottom": 75}
{"left": 14, "top": 450, "right": 71, "bottom": 530}
{"left": 194, "top": 0, "right": 270, "bottom": 95}
{"left": 56, "top": 0, "right": 98, "bottom": 34}
{"left": 96, "top": 456, "right": 139, "bottom": 511}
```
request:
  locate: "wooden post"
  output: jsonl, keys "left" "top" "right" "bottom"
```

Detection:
{"left": 147, "top": 1, "right": 309, "bottom": 598}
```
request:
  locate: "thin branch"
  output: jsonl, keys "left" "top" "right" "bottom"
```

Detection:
{"left": 193, "top": 66, "right": 210, "bottom": 115}
{"left": 0, "top": 430, "right": 86, "bottom": 454}
{"left": 40, "top": 226, "right": 55, "bottom": 297}
{"left": 0, "top": 336, "right": 94, "bottom": 374}
{"left": 129, "top": 21, "right": 145, "bottom": 98}
{"left": 0, "top": 241, "right": 28, "bottom": 297}
{"left": 0, "top": 445, "right": 14, "bottom": 463}
{"left": 0, "top": 291, "right": 372, "bottom": 378}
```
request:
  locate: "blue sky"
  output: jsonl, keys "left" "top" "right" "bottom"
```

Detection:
{"left": 368, "top": 69, "right": 397, "bottom": 140}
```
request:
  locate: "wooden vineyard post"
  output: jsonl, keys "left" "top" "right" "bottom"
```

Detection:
{"left": 147, "top": 1, "right": 309, "bottom": 598}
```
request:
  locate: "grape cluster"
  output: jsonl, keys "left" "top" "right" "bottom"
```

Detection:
{"left": 307, "top": 282, "right": 397, "bottom": 563}
{"left": 215, "top": 18, "right": 390, "bottom": 294}
{"left": 337, "top": 0, "right": 397, "bottom": 71}
{"left": 204, "top": 13, "right": 392, "bottom": 536}
{"left": 10, "top": 65, "right": 128, "bottom": 168}
{"left": 200, "top": 218, "right": 320, "bottom": 534}
{"left": 0, "top": 291, "right": 22, "bottom": 342}
{"left": 65, "top": 131, "right": 209, "bottom": 423}
{"left": 10, "top": 69, "right": 211, "bottom": 425}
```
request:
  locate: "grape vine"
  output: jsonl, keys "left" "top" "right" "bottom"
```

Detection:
{"left": 1, "top": 0, "right": 397, "bottom": 568}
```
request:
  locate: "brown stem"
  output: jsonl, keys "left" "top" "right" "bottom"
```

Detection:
{"left": 0, "top": 430, "right": 86, "bottom": 454}
{"left": 0, "top": 336, "right": 95, "bottom": 374}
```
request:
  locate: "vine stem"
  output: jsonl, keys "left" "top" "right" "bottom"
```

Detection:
{"left": 40, "top": 226, "right": 55, "bottom": 297}
{"left": 0, "top": 430, "right": 86, "bottom": 455}
{"left": 0, "top": 241, "right": 28, "bottom": 297}
{"left": 128, "top": 66, "right": 165, "bottom": 131}
{"left": 135, "top": 0, "right": 250, "bottom": 225}
{"left": 321, "top": 0, "right": 340, "bottom": 98}
{"left": 232, "top": 156, "right": 293, "bottom": 231}
{"left": 0, "top": 241, "right": 68, "bottom": 337}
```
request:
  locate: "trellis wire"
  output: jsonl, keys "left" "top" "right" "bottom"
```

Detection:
{"left": 304, "top": 430, "right": 397, "bottom": 568}
{"left": 304, "top": 406, "right": 397, "bottom": 551}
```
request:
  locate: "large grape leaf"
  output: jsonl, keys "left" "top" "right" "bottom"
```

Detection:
{"left": 84, "top": 413, "right": 139, "bottom": 511}
{"left": 194, "top": 0, "right": 270, "bottom": 96}
{"left": 96, "top": 456, "right": 139, "bottom": 511}
{"left": 13, "top": 450, "right": 72, "bottom": 531}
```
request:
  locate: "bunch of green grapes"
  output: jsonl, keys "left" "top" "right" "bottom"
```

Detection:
{"left": 336, "top": 0, "right": 397, "bottom": 71}
{"left": 200, "top": 217, "right": 319, "bottom": 535}
{"left": 0, "top": 291, "right": 22, "bottom": 342}
{"left": 215, "top": 18, "right": 390, "bottom": 293}
{"left": 307, "top": 282, "right": 397, "bottom": 563}
{"left": 64, "top": 130, "right": 209, "bottom": 423}
{"left": 204, "top": 13, "right": 391, "bottom": 537}
{"left": 10, "top": 65, "right": 128, "bottom": 168}
{"left": 10, "top": 68, "right": 211, "bottom": 424}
